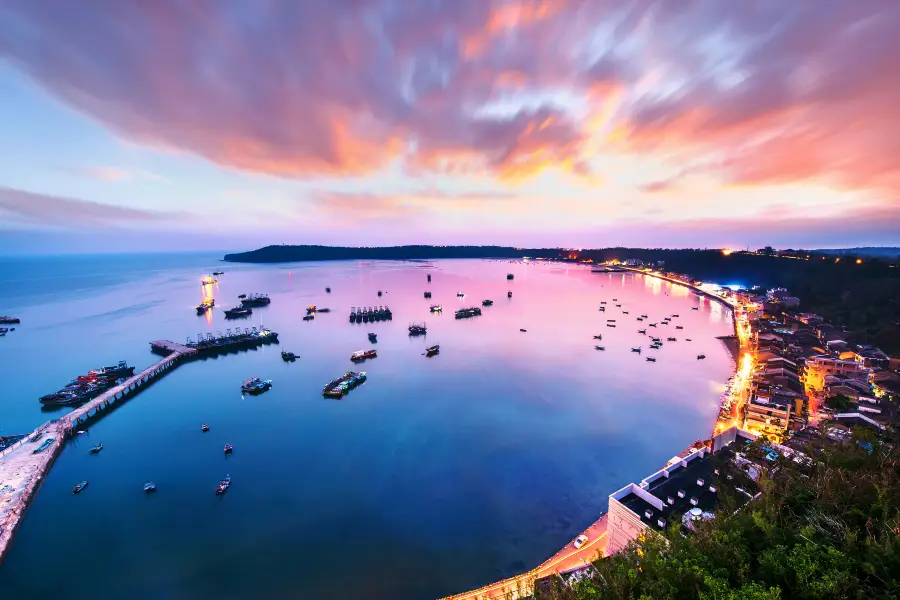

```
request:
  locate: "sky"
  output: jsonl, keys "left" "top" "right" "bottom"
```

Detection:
{"left": 0, "top": 0, "right": 899, "bottom": 254}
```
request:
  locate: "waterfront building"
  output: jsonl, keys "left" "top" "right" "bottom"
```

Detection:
{"left": 606, "top": 427, "right": 760, "bottom": 556}
{"left": 803, "top": 355, "right": 868, "bottom": 391}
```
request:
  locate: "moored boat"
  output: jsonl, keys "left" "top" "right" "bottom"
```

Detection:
{"left": 646, "top": 357, "right": 657, "bottom": 362}
{"left": 631, "top": 347, "right": 641, "bottom": 353}
{"left": 350, "top": 349, "right": 377, "bottom": 362}
{"left": 430, "top": 305, "right": 442, "bottom": 313}
{"left": 368, "top": 332, "right": 377, "bottom": 343}
{"left": 307, "top": 305, "right": 317, "bottom": 314}
{"left": 0, "top": 316, "right": 20, "bottom": 324}
{"left": 216, "top": 475, "right": 231, "bottom": 495}
{"left": 326, "top": 287, "right": 331, "bottom": 293}
{"left": 201, "top": 275, "right": 217, "bottom": 286}
{"left": 33, "top": 438, "right": 55, "bottom": 454}
{"left": 241, "top": 293, "right": 270, "bottom": 307}
{"left": 426, "top": 344, "right": 440, "bottom": 356}
{"left": 196, "top": 298, "right": 215, "bottom": 314}
{"left": 241, "top": 376, "right": 272, "bottom": 395}
{"left": 638, "top": 329, "right": 647, "bottom": 334}
{"left": 508, "top": 291, "right": 512, "bottom": 298}
{"left": 595, "top": 345, "right": 605, "bottom": 351}
{"left": 424, "top": 291, "right": 432, "bottom": 298}
{"left": 482, "top": 299, "right": 493, "bottom": 306}
{"left": 144, "top": 481, "right": 157, "bottom": 493}
{"left": 225, "top": 306, "right": 252, "bottom": 319}
{"left": 507, "top": 273, "right": 514, "bottom": 280}
{"left": 212, "top": 270, "right": 224, "bottom": 276}
{"left": 224, "top": 444, "right": 233, "bottom": 455}
{"left": 457, "top": 292, "right": 464, "bottom": 297}
{"left": 72, "top": 480, "right": 88, "bottom": 494}
{"left": 201, "top": 423, "right": 210, "bottom": 432}
{"left": 697, "top": 354, "right": 706, "bottom": 360}
{"left": 409, "top": 323, "right": 427, "bottom": 336}
{"left": 281, "top": 350, "right": 297, "bottom": 361}
{"left": 89, "top": 443, "right": 103, "bottom": 455}
{"left": 593, "top": 334, "right": 602, "bottom": 340}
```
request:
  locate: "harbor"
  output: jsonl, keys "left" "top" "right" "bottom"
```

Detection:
{"left": 0, "top": 341, "right": 198, "bottom": 565}
{"left": 0, "top": 257, "right": 737, "bottom": 599}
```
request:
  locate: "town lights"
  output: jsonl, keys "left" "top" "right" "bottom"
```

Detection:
{"left": 721, "top": 248, "right": 733, "bottom": 256}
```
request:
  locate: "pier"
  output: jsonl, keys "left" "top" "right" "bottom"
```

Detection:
{"left": 0, "top": 342, "right": 197, "bottom": 565}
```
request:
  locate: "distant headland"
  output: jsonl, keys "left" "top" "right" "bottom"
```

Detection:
{"left": 223, "top": 245, "right": 559, "bottom": 263}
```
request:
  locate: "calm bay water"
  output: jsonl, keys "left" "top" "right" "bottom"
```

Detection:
{"left": 0, "top": 254, "right": 734, "bottom": 599}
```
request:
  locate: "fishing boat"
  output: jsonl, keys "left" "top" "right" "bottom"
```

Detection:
{"left": 649, "top": 323, "right": 657, "bottom": 327}
{"left": 641, "top": 314, "right": 648, "bottom": 318}
{"left": 318, "top": 308, "right": 331, "bottom": 313}
{"left": 600, "top": 301, "right": 607, "bottom": 305}
{"left": 507, "top": 273, "right": 514, "bottom": 280}
{"left": 685, "top": 338, "right": 692, "bottom": 342}
{"left": 672, "top": 314, "right": 680, "bottom": 318}
{"left": 281, "top": 350, "right": 297, "bottom": 362}
{"left": 0, "top": 316, "right": 20, "bottom": 324}
{"left": 456, "top": 292, "right": 464, "bottom": 297}
{"left": 424, "top": 291, "right": 432, "bottom": 298}
{"left": 307, "top": 305, "right": 317, "bottom": 314}
{"left": 144, "top": 481, "right": 157, "bottom": 493}
{"left": 697, "top": 354, "right": 706, "bottom": 360}
{"left": 622, "top": 310, "right": 629, "bottom": 314}
{"left": 241, "top": 293, "right": 271, "bottom": 307}
{"left": 607, "top": 323, "right": 616, "bottom": 327}
{"left": 667, "top": 337, "right": 677, "bottom": 342}
{"left": 350, "top": 349, "right": 377, "bottom": 362}
{"left": 507, "top": 291, "right": 512, "bottom": 298}
{"left": 201, "top": 424, "right": 210, "bottom": 432}
{"left": 89, "top": 443, "right": 103, "bottom": 455}
{"left": 631, "top": 347, "right": 641, "bottom": 353}
{"left": 455, "top": 307, "right": 482, "bottom": 319}
{"left": 408, "top": 323, "right": 427, "bottom": 336}
{"left": 224, "top": 306, "right": 252, "bottom": 319}
{"left": 520, "top": 328, "right": 527, "bottom": 332}
{"left": 426, "top": 344, "right": 440, "bottom": 356}
{"left": 675, "top": 325, "right": 684, "bottom": 330}
{"left": 636, "top": 317, "right": 643, "bottom": 321}
{"left": 201, "top": 275, "right": 217, "bottom": 285}
{"left": 196, "top": 298, "right": 215, "bottom": 314}
{"left": 224, "top": 444, "right": 233, "bottom": 455}
{"left": 429, "top": 305, "right": 442, "bottom": 313}
{"left": 91, "top": 360, "right": 135, "bottom": 379}
{"left": 638, "top": 329, "right": 647, "bottom": 334}
{"left": 646, "top": 357, "right": 657, "bottom": 362}
{"left": 378, "top": 291, "right": 383, "bottom": 297}
{"left": 482, "top": 299, "right": 493, "bottom": 306}
{"left": 302, "top": 315, "right": 314, "bottom": 321}
{"left": 427, "top": 274, "right": 431, "bottom": 282}
{"left": 216, "top": 475, "right": 231, "bottom": 495}
{"left": 692, "top": 307, "right": 699, "bottom": 310}
{"left": 595, "top": 345, "right": 605, "bottom": 351}
{"left": 238, "top": 294, "right": 247, "bottom": 299}
{"left": 212, "top": 270, "right": 224, "bottom": 276}
{"left": 72, "top": 480, "right": 88, "bottom": 495}
{"left": 615, "top": 304, "right": 622, "bottom": 308}
{"left": 599, "top": 306, "right": 606, "bottom": 312}
{"left": 326, "top": 287, "right": 331, "bottom": 293}
{"left": 593, "top": 335, "right": 602, "bottom": 340}
{"left": 241, "top": 376, "right": 272, "bottom": 395}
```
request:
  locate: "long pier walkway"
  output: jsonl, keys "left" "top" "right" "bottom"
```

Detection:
{"left": 0, "top": 344, "right": 196, "bottom": 565}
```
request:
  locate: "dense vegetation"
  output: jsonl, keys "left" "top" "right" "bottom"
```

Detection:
{"left": 536, "top": 432, "right": 900, "bottom": 600}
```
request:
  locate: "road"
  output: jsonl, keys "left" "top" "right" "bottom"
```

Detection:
{"left": 441, "top": 515, "right": 607, "bottom": 600}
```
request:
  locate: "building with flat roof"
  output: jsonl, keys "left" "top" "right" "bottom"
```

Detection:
{"left": 606, "top": 427, "right": 760, "bottom": 556}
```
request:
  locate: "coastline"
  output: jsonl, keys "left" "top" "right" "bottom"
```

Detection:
{"left": 442, "top": 264, "right": 751, "bottom": 599}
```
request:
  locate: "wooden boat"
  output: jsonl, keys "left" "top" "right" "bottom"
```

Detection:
{"left": 326, "top": 287, "right": 331, "bottom": 293}
{"left": 281, "top": 351, "right": 297, "bottom": 362}
{"left": 646, "top": 357, "right": 657, "bottom": 362}
{"left": 593, "top": 335, "right": 602, "bottom": 340}
{"left": 508, "top": 291, "right": 512, "bottom": 298}
{"left": 144, "top": 481, "right": 157, "bottom": 493}
{"left": 216, "top": 475, "right": 231, "bottom": 495}
{"left": 595, "top": 345, "right": 605, "bottom": 351}
{"left": 426, "top": 344, "right": 440, "bottom": 356}
{"left": 697, "top": 354, "right": 706, "bottom": 360}
{"left": 241, "top": 377, "right": 272, "bottom": 395}
{"left": 224, "top": 444, "right": 233, "bottom": 455}
{"left": 631, "top": 347, "right": 641, "bottom": 353}
{"left": 201, "top": 424, "right": 210, "bottom": 432}
{"left": 89, "top": 443, "right": 103, "bottom": 455}
{"left": 520, "top": 328, "right": 527, "bottom": 332}
{"left": 368, "top": 333, "right": 377, "bottom": 343}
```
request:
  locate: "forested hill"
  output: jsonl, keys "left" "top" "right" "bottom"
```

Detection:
{"left": 223, "top": 245, "right": 557, "bottom": 263}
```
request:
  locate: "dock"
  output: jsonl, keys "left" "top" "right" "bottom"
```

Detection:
{"left": 0, "top": 341, "right": 199, "bottom": 565}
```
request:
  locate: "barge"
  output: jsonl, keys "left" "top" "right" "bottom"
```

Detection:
{"left": 322, "top": 371, "right": 367, "bottom": 398}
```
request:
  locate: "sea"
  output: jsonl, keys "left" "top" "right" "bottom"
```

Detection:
{"left": 0, "top": 253, "right": 735, "bottom": 599}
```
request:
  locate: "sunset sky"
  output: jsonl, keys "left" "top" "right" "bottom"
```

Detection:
{"left": 1, "top": 0, "right": 898, "bottom": 253}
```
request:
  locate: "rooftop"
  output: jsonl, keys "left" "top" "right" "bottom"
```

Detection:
{"left": 619, "top": 445, "right": 759, "bottom": 533}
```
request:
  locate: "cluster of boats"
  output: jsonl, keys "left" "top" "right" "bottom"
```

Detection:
{"left": 349, "top": 306, "right": 392, "bottom": 323}
{"left": 323, "top": 371, "right": 367, "bottom": 398}
{"left": 39, "top": 361, "right": 135, "bottom": 406}
{"left": 183, "top": 327, "right": 278, "bottom": 353}
{"left": 455, "top": 307, "right": 482, "bottom": 319}
{"left": 241, "top": 376, "right": 272, "bottom": 395}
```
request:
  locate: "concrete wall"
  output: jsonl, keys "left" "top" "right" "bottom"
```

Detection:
{"left": 606, "top": 489, "right": 649, "bottom": 556}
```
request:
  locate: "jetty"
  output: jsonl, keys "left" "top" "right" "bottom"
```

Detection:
{"left": 0, "top": 327, "right": 282, "bottom": 566}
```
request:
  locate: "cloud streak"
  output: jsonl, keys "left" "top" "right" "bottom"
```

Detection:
{"left": 0, "top": 186, "right": 184, "bottom": 229}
